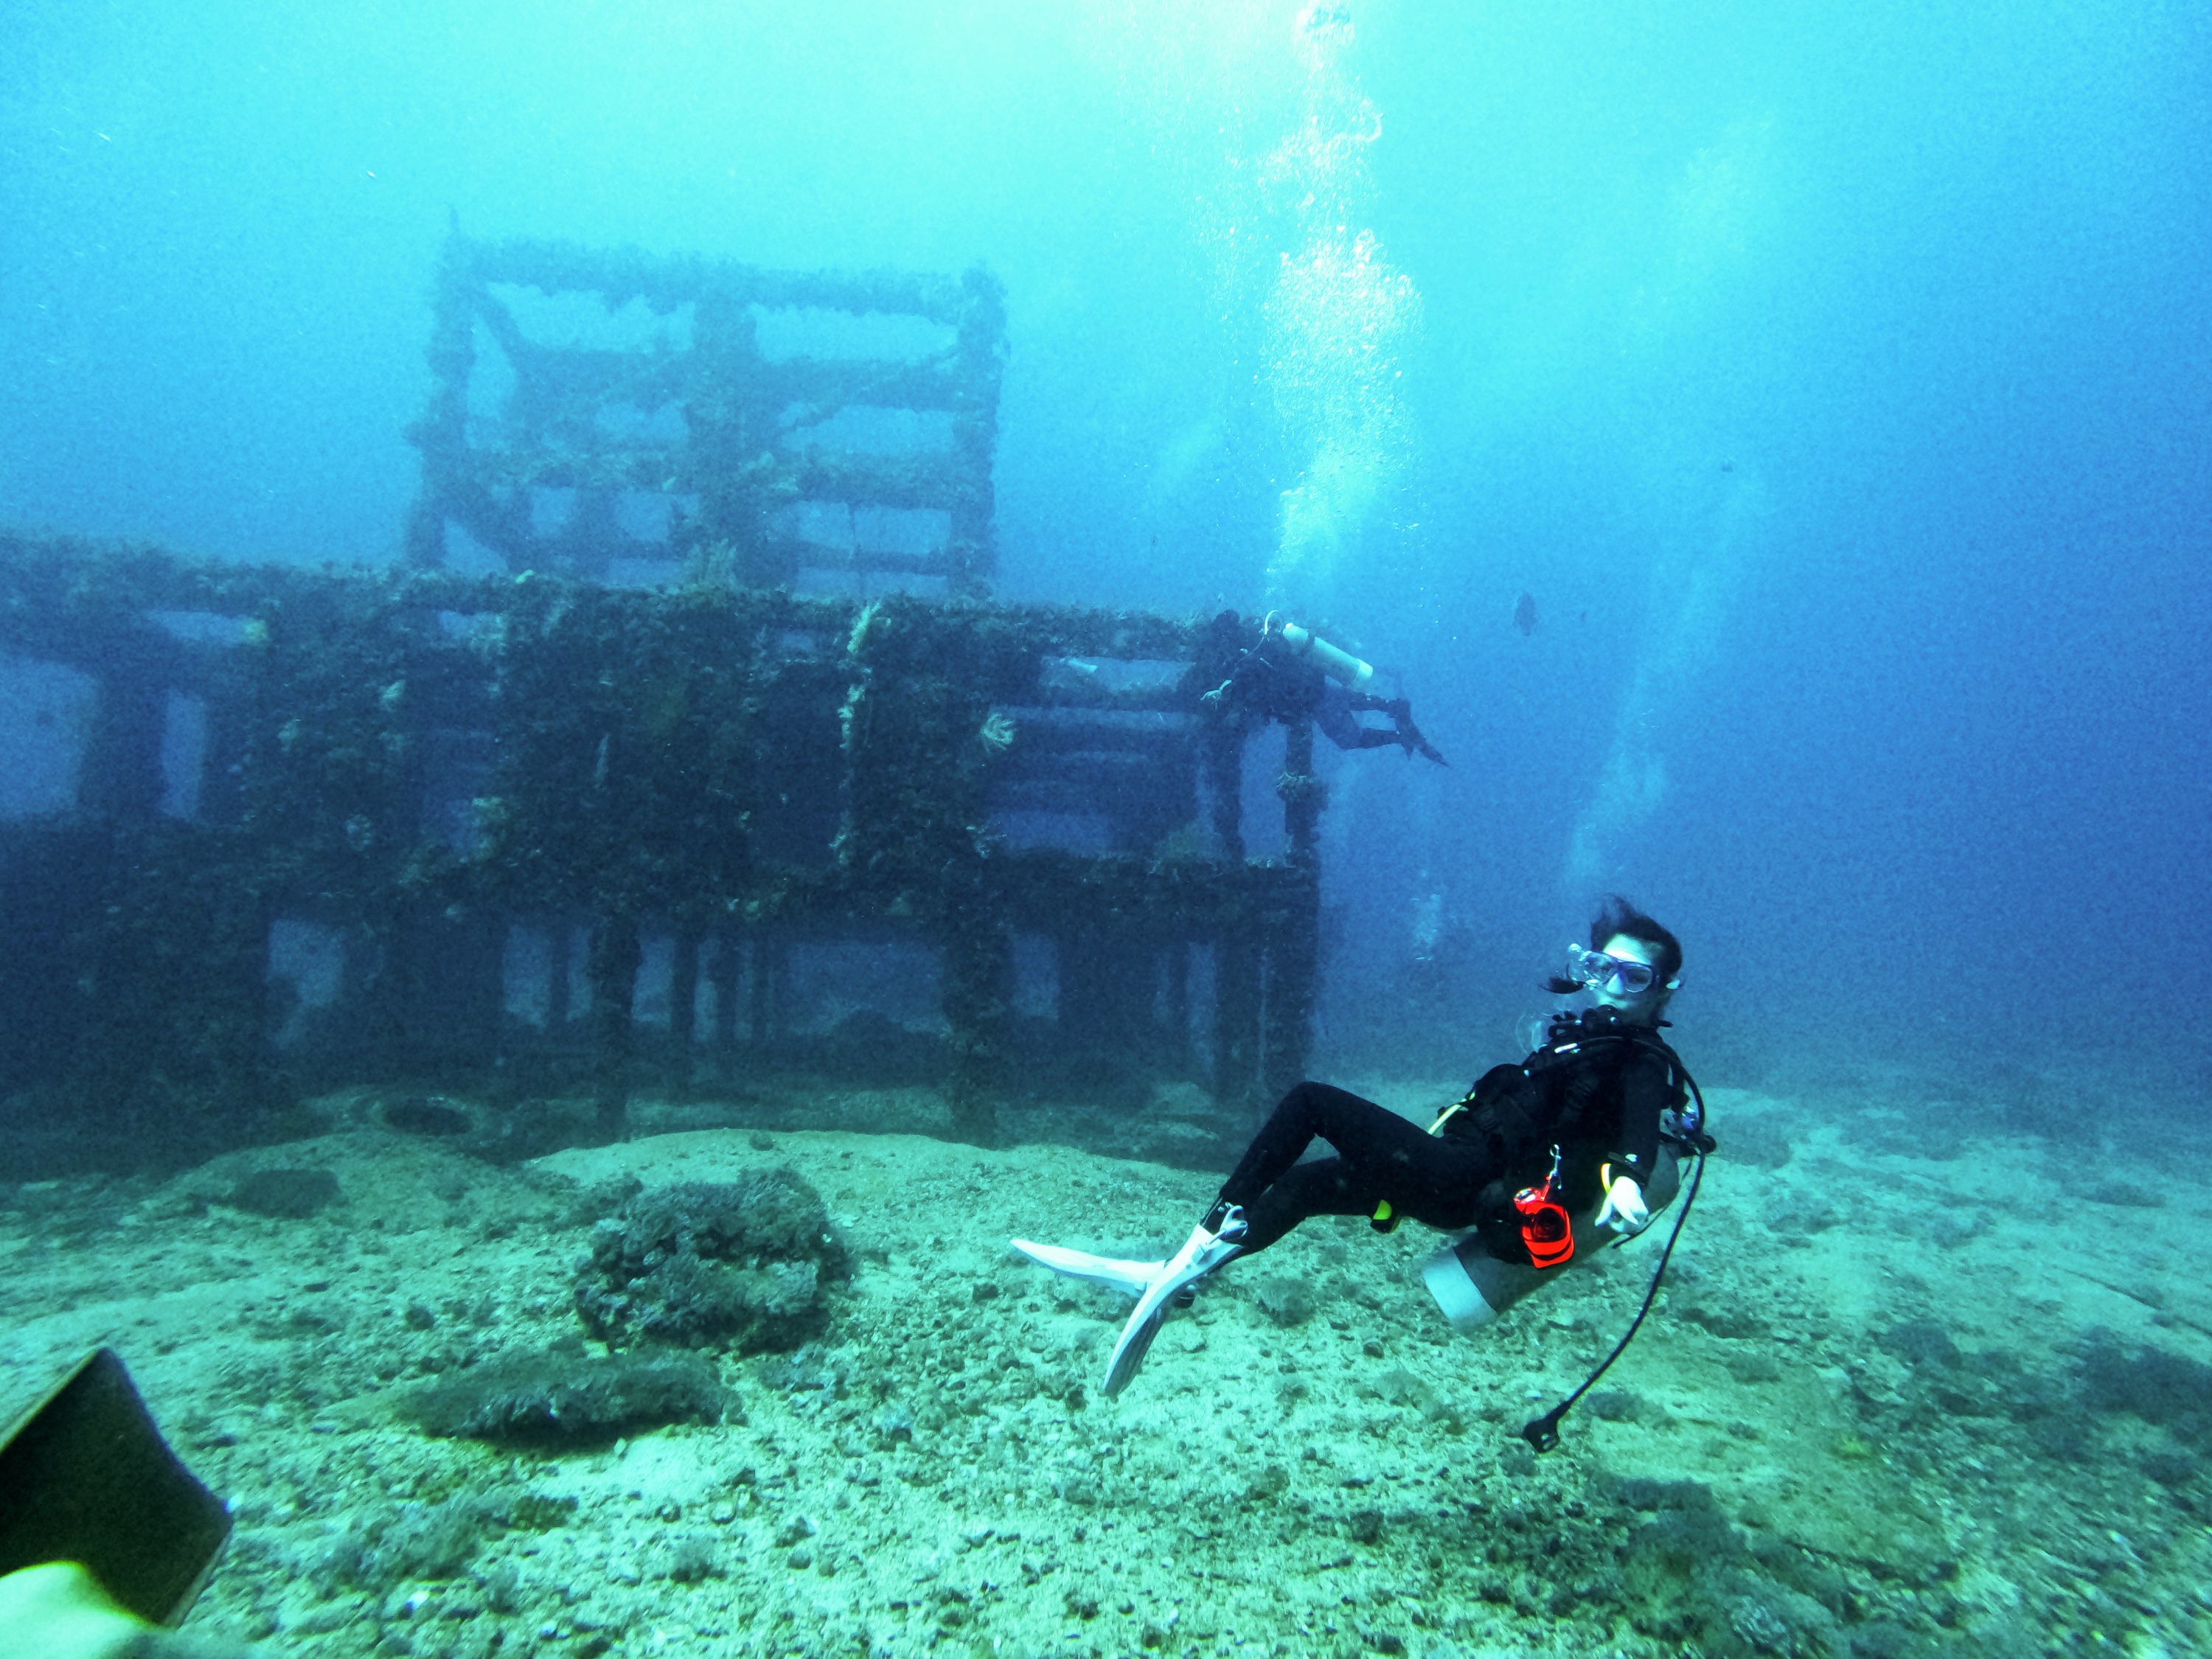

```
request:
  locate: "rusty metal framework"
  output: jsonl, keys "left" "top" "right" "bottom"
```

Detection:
{"left": 0, "top": 535, "right": 1322, "bottom": 1169}
{"left": 403, "top": 231, "right": 1006, "bottom": 596}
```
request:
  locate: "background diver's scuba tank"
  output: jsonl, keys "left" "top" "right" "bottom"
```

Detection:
{"left": 1265, "top": 613, "right": 1374, "bottom": 686}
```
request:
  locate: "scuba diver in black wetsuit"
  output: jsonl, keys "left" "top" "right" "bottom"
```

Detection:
{"left": 1199, "top": 610, "right": 1447, "bottom": 765}
{"left": 1014, "top": 898, "right": 1697, "bottom": 1399}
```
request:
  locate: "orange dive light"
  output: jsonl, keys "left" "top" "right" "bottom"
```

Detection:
{"left": 1514, "top": 1145, "right": 1575, "bottom": 1269}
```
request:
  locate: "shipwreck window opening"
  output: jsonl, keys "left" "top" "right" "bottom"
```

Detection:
{"left": 782, "top": 404, "right": 953, "bottom": 457}
{"left": 0, "top": 654, "right": 97, "bottom": 819}
{"left": 777, "top": 499, "right": 857, "bottom": 556}
{"left": 1239, "top": 719, "right": 1290, "bottom": 862}
{"left": 464, "top": 321, "right": 518, "bottom": 425}
{"left": 691, "top": 935, "right": 751, "bottom": 1046}
{"left": 158, "top": 691, "right": 209, "bottom": 821}
{"left": 984, "top": 705, "right": 1200, "bottom": 857}
{"left": 632, "top": 931, "right": 678, "bottom": 1029}
{"left": 267, "top": 918, "right": 347, "bottom": 1048}
{"left": 780, "top": 939, "right": 947, "bottom": 1038}
{"left": 529, "top": 487, "right": 580, "bottom": 538}
{"left": 487, "top": 288, "right": 698, "bottom": 355}
{"left": 501, "top": 924, "right": 557, "bottom": 1029}
{"left": 613, "top": 488, "right": 681, "bottom": 542}
{"left": 750, "top": 712, "right": 844, "bottom": 867}
{"left": 440, "top": 523, "right": 508, "bottom": 577}
{"left": 1165, "top": 942, "right": 1196, "bottom": 1066}
{"left": 593, "top": 400, "right": 689, "bottom": 448}
{"left": 147, "top": 610, "right": 252, "bottom": 647}
{"left": 750, "top": 305, "right": 955, "bottom": 364}
{"left": 1009, "top": 931, "right": 1059, "bottom": 1021}
{"left": 856, "top": 506, "right": 950, "bottom": 559}
{"left": 989, "top": 806, "right": 1115, "bottom": 855}
{"left": 421, "top": 728, "right": 498, "bottom": 852}
{"left": 1037, "top": 658, "right": 1193, "bottom": 706}
{"left": 566, "top": 925, "right": 594, "bottom": 1021}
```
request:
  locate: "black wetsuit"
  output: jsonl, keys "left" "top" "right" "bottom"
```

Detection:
{"left": 1203, "top": 629, "right": 1422, "bottom": 755}
{"left": 1216, "top": 1012, "right": 1688, "bottom": 1260}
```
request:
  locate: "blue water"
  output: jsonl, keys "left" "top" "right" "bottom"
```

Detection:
{"left": 3, "top": 0, "right": 2207, "bottom": 1072}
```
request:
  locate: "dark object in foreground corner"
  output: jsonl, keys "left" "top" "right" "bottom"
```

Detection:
{"left": 0, "top": 1346, "right": 232, "bottom": 1626}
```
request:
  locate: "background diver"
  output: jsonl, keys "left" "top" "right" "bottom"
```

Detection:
{"left": 1199, "top": 610, "right": 1447, "bottom": 765}
{"left": 1015, "top": 897, "right": 1697, "bottom": 1398}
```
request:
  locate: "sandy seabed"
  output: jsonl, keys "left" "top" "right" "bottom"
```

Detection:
{"left": 2, "top": 1077, "right": 2208, "bottom": 1659}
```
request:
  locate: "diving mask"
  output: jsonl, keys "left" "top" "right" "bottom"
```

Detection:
{"left": 1567, "top": 947, "right": 1658, "bottom": 997}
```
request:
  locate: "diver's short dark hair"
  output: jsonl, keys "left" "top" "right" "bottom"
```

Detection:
{"left": 1590, "top": 896, "right": 1682, "bottom": 987}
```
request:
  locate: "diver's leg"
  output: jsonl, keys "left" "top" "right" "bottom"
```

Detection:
{"left": 1312, "top": 693, "right": 1364, "bottom": 751}
{"left": 1107, "top": 1082, "right": 1473, "bottom": 1397}
{"left": 1217, "top": 1082, "right": 1385, "bottom": 1208}
{"left": 1219, "top": 1082, "right": 1455, "bottom": 1212}
{"left": 1091, "top": 1093, "right": 1385, "bottom": 1396}
{"left": 1015, "top": 1082, "right": 1362, "bottom": 1298}
{"left": 1224, "top": 1086, "right": 1495, "bottom": 1251}
{"left": 1238, "top": 1156, "right": 1374, "bottom": 1253}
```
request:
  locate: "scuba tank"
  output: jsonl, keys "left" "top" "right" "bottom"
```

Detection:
{"left": 1266, "top": 613, "right": 1374, "bottom": 686}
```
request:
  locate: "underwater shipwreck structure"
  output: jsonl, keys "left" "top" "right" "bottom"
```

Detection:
{"left": 0, "top": 234, "right": 1328, "bottom": 1167}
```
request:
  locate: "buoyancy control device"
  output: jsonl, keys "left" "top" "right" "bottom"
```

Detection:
{"left": 1423, "top": 1009, "right": 1717, "bottom": 1452}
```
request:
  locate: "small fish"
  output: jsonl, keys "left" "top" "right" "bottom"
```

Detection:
{"left": 1512, "top": 592, "right": 1537, "bottom": 636}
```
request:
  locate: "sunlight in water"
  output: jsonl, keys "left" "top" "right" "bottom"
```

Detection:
{"left": 1075, "top": 0, "right": 1420, "bottom": 613}
{"left": 1260, "top": 4, "right": 1421, "bottom": 615}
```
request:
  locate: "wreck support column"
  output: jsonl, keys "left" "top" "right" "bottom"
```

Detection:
{"left": 588, "top": 916, "right": 641, "bottom": 1140}
{"left": 750, "top": 935, "right": 785, "bottom": 1048}
{"left": 1163, "top": 942, "right": 1192, "bottom": 1079}
{"left": 668, "top": 925, "right": 702, "bottom": 1093}
{"left": 1261, "top": 869, "right": 1320, "bottom": 1104}
{"left": 942, "top": 900, "right": 1009, "bottom": 1147}
{"left": 707, "top": 934, "right": 742, "bottom": 1071}
{"left": 1213, "top": 926, "right": 1264, "bottom": 1109}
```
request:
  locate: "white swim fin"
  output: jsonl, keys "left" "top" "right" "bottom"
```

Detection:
{"left": 1101, "top": 1205, "right": 1247, "bottom": 1398}
{"left": 1009, "top": 1239, "right": 1163, "bottom": 1298}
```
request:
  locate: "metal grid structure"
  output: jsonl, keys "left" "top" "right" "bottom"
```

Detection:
{"left": 403, "top": 231, "right": 1006, "bottom": 597}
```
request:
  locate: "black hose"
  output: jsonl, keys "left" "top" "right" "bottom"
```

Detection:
{"left": 1521, "top": 1062, "right": 1711, "bottom": 1453}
